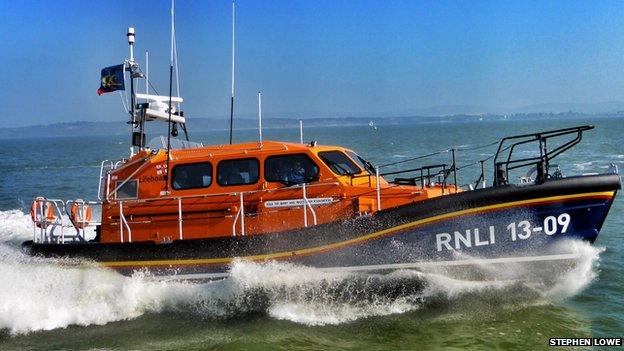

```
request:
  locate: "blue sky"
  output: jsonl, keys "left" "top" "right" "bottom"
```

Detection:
{"left": 1, "top": 0, "right": 624, "bottom": 127}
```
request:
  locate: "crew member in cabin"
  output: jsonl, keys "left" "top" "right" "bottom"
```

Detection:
{"left": 173, "top": 168, "right": 197, "bottom": 189}
{"left": 289, "top": 161, "right": 306, "bottom": 184}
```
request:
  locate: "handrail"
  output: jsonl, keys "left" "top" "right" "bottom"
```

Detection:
{"left": 493, "top": 125, "right": 593, "bottom": 185}
{"left": 231, "top": 192, "right": 245, "bottom": 236}
{"left": 32, "top": 198, "right": 65, "bottom": 243}
{"left": 178, "top": 197, "right": 183, "bottom": 240}
{"left": 351, "top": 125, "right": 593, "bottom": 192}
{"left": 103, "top": 182, "right": 340, "bottom": 240}
{"left": 107, "top": 155, "right": 154, "bottom": 200}
{"left": 98, "top": 160, "right": 114, "bottom": 201}
{"left": 111, "top": 154, "right": 149, "bottom": 172}
{"left": 387, "top": 164, "right": 448, "bottom": 187}
{"left": 378, "top": 149, "right": 450, "bottom": 168}
{"left": 33, "top": 198, "right": 106, "bottom": 243}
{"left": 302, "top": 183, "right": 317, "bottom": 226}
{"left": 50, "top": 199, "right": 65, "bottom": 242}
{"left": 65, "top": 199, "right": 102, "bottom": 241}
{"left": 239, "top": 192, "right": 245, "bottom": 236}
{"left": 380, "top": 164, "right": 447, "bottom": 177}
{"left": 108, "top": 181, "right": 341, "bottom": 205}
{"left": 231, "top": 202, "right": 242, "bottom": 236}
{"left": 451, "top": 148, "right": 458, "bottom": 193}
{"left": 118, "top": 201, "right": 132, "bottom": 242}
{"left": 96, "top": 156, "right": 146, "bottom": 201}
{"left": 375, "top": 167, "right": 381, "bottom": 210}
{"left": 109, "top": 182, "right": 338, "bottom": 240}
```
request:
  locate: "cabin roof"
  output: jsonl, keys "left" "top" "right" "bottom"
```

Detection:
{"left": 163, "top": 140, "right": 348, "bottom": 160}
{"left": 115, "top": 140, "right": 356, "bottom": 173}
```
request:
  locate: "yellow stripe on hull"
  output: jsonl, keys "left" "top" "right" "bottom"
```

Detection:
{"left": 102, "top": 191, "right": 615, "bottom": 268}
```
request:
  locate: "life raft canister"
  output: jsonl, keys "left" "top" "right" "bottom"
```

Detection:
{"left": 30, "top": 197, "right": 56, "bottom": 228}
{"left": 69, "top": 199, "right": 92, "bottom": 229}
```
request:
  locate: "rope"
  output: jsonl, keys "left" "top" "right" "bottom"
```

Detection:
{"left": 378, "top": 139, "right": 513, "bottom": 169}
{"left": 136, "top": 67, "right": 161, "bottom": 96}
{"left": 378, "top": 149, "right": 450, "bottom": 168}
{"left": 378, "top": 139, "right": 500, "bottom": 168}
{"left": 456, "top": 140, "right": 500, "bottom": 151}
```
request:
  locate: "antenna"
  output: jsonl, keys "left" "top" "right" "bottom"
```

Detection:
{"left": 127, "top": 27, "right": 137, "bottom": 155}
{"left": 165, "top": 0, "right": 175, "bottom": 194}
{"left": 127, "top": 28, "right": 136, "bottom": 124}
{"left": 173, "top": 22, "right": 181, "bottom": 111}
{"left": 258, "top": 91, "right": 263, "bottom": 146}
{"left": 229, "top": 1, "right": 236, "bottom": 144}
{"left": 145, "top": 51, "right": 149, "bottom": 94}
{"left": 299, "top": 120, "right": 304, "bottom": 144}
{"left": 127, "top": 27, "right": 135, "bottom": 63}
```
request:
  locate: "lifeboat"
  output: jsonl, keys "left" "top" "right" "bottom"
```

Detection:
{"left": 21, "top": 26, "right": 621, "bottom": 281}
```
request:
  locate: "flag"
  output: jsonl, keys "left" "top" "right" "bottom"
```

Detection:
{"left": 97, "top": 64, "right": 125, "bottom": 95}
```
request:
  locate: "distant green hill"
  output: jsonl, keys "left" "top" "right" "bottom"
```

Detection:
{"left": 1, "top": 112, "right": 622, "bottom": 139}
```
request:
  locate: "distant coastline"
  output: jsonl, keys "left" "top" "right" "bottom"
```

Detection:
{"left": 1, "top": 111, "right": 623, "bottom": 139}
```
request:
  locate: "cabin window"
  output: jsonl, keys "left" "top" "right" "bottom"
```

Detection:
{"left": 217, "top": 158, "right": 260, "bottom": 186}
{"left": 115, "top": 179, "right": 139, "bottom": 199}
{"left": 265, "top": 154, "right": 319, "bottom": 185}
{"left": 318, "top": 151, "right": 362, "bottom": 175}
{"left": 346, "top": 151, "right": 375, "bottom": 174}
{"left": 172, "top": 162, "right": 213, "bottom": 190}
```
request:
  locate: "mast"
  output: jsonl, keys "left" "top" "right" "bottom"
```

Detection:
{"left": 125, "top": 27, "right": 150, "bottom": 153}
{"left": 138, "top": 50, "right": 148, "bottom": 151}
{"left": 127, "top": 27, "right": 137, "bottom": 152}
{"left": 165, "top": 0, "right": 175, "bottom": 194}
{"left": 229, "top": 1, "right": 236, "bottom": 144}
{"left": 173, "top": 22, "right": 181, "bottom": 112}
{"left": 112, "top": 4, "right": 187, "bottom": 158}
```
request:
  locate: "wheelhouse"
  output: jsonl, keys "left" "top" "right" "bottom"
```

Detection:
{"left": 94, "top": 140, "right": 454, "bottom": 244}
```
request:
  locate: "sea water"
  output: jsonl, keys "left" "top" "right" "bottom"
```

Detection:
{"left": 0, "top": 118, "right": 622, "bottom": 350}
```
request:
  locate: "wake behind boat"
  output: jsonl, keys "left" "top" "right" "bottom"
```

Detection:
{"left": 21, "top": 24, "right": 620, "bottom": 281}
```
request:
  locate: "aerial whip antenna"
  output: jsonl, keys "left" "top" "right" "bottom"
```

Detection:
{"left": 165, "top": 0, "right": 175, "bottom": 194}
{"left": 127, "top": 27, "right": 137, "bottom": 155}
{"left": 258, "top": 91, "right": 263, "bottom": 146}
{"left": 145, "top": 51, "right": 149, "bottom": 94}
{"left": 173, "top": 22, "right": 181, "bottom": 112}
{"left": 229, "top": 1, "right": 236, "bottom": 144}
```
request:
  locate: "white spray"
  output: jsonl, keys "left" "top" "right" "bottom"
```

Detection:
{"left": 0, "top": 209, "right": 605, "bottom": 334}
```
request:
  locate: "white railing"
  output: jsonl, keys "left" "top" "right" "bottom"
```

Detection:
{"left": 178, "top": 197, "right": 183, "bottom": 240}
{"left": 301, "top": 182, "right": 317, "bottom": 227}
{"left": 231, "top": 192, "right": 246, "bottom": 236}
{"left": 32, "top": 198, "right": 102, "bottom": 244}
{"left": 34, "top": 181, "right": 341, "bottom": 245}
{"left": 32, "top": 198, "right": 64, "bottom": 243}
{"left": 100, "top": 155, "right": 156, "bottom": 201}
{"left": 107, "top": 157, "right": 154, "bottom": 200}
{"left": 65, "top": 199, "right": 101, "bottom": 242}
{"left": 98, "top": 160, "right": 114, "bottom": 201}
{"left": 375, "top": 167, "right": 382, "bottom": 211}
{"left": 111, "top": 181, "right": 340, "bottom": 240}
{"left": 118, "top": 201, "right": 132, "bottom": 243}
